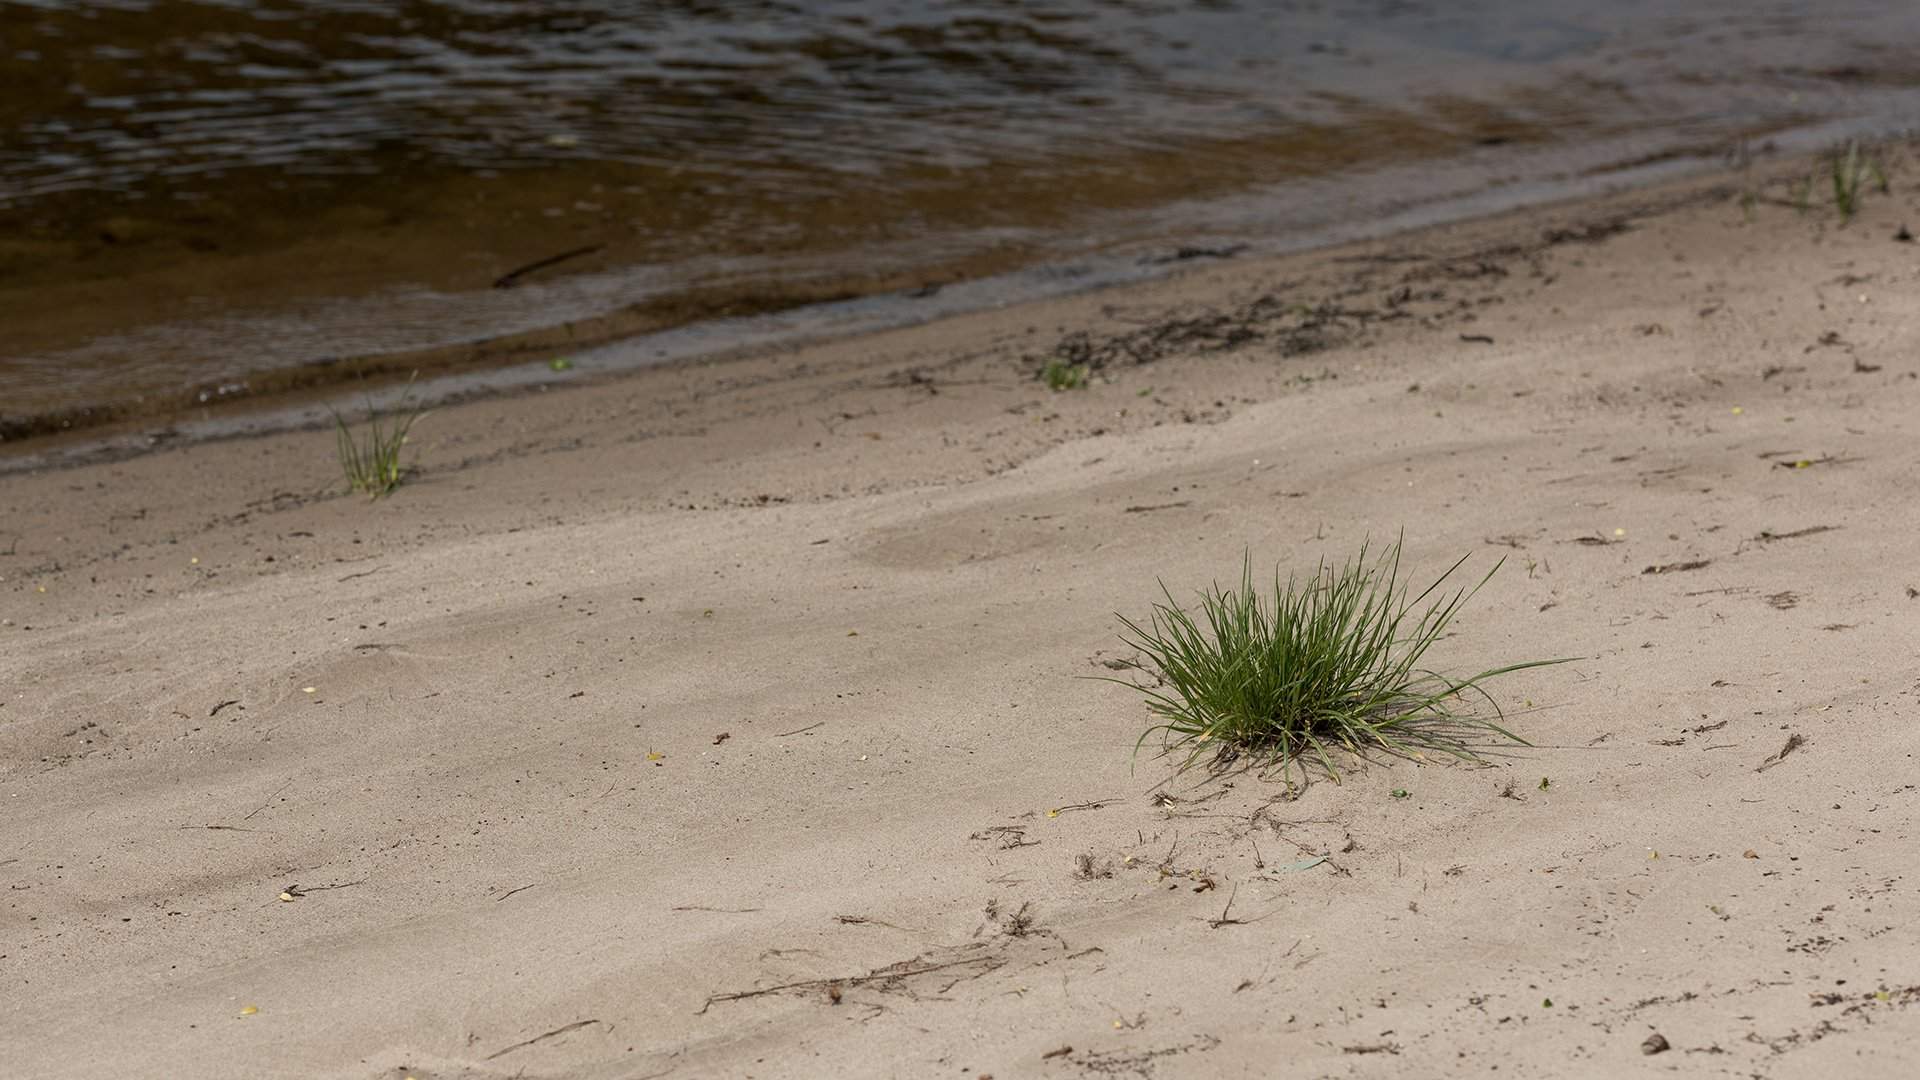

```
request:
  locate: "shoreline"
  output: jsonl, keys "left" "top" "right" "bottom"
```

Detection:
{"left": 5, "top": 143, "right": 1920, "bottom": 1077}
{"left": 0, "top": 117, "right": 1878, "bottom": 459}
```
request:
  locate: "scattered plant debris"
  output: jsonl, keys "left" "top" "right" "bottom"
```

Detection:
{"left": 969, "top": 825, "right": 1038, "bottom": 850}
{"left": 1643, "top": 560, "right": 1711, "bottom": 575}
{"left": 484, "top": 1019, "right": 602, "bottom": 1061}
{"left": 1757, "top": 732, "right": 1807, "bottom": 772}
{"left": 1048, "top": 799, "right": 1119, "bottom": 819}
{"left": 1752, "top": 525, "right": 1839, "bottom": 544}
{"left": 1000, "top": 901, "right": 1037, "bottom": 937}
{"left": 1206, "top": 884, "right": 1253, "bottom": 929}
{"left": 1142, "top": 243, "right": 1247, "bottom": 265}
{"left": 492, "top": 243, "right": 604, "bottom": 289}
{"left": 1074, "top": 853, "right": 1116, "bottom": 880}
{"left": 700, "top": 947, "right": 1006, "bottom": 1014}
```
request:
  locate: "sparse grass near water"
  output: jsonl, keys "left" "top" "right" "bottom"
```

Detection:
{"left": 1039, "top": 359, "right": 1090, "bottom": 390}
{"left": 1114, "top": 538, "right": 1569, "bottom": 783}
{"left": 1827, "top": 140, "right": 1888, "bottom": 223}
{"left": 330, "top": 376, "right": 427, "bottom": 499}
{"left": 1783, "top": 140, "right": 1890, "bottom": 224}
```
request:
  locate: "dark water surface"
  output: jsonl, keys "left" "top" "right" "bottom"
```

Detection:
{"left": 4, "top": 0, "right": 1920, "bottom": 440}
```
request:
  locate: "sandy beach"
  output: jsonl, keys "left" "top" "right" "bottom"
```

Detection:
{"left": 4, "top": 148, "right": 1920, "bottom": 1078}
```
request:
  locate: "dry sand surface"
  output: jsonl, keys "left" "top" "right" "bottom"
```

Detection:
{"left": 5, "top": 150, "right": 1920, "bottom": 1079}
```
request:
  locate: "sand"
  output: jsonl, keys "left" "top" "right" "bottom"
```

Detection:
{"left": 4, "top": 149, "right": 1920, "bottom": 1079}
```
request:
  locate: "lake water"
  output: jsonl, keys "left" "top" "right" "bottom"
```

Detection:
{"left": 5, "top": 0, "right": 1920, "bottom": 441}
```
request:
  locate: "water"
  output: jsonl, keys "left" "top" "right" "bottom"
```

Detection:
{"left": 4, "top": 0, "right": 1920, "bottom": 442}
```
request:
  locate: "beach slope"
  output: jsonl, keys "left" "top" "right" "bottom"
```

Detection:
{"left": 4, "top": 154, "right": 1920, "bottom": 1078}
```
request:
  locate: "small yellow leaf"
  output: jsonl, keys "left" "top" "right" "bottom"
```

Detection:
{"left": 190, "top": 557, "right": 200, "bottom": 565}
{"left": 646, "top": 751, "right": 664, "bottom": 762}
{"left": 278, "top": 892, "right": 296, "bottom": 903}
{"left": 238, "top": 1005, "right": 258, "bottom": 1017}
{"left": 301, "top": 686, "right": 316, "bottom": 694}
{"left": 1730, "top": 406, "right": 1744, "bottom": 415}
{"left": 1047, "top": 808, "right": 1061, "bottom": 818}
{"left": 1613, "top": 528, "right": 1626, "bottom": 537}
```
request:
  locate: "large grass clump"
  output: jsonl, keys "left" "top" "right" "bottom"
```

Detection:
{"left": 1116, "top": 538, "right": 1567, "bottom": 780}
{"left": 330, "top": 375, "right": 427, "bottom": 499}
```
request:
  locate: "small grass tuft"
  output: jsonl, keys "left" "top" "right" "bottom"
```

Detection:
{"left": 1113, "top": 537, "right": 1570, "bottom": 782}
{"left": 1829, "top": 141, "right": 1887, "bottom": 224}
{"left": 1807, "top": 140, "right": 1889, "bottom": 224}
{"left": 330, "top": 375, "right": 427, "bottom": 499}
{"left": 1040, "top": 359, "right": 1090, "bottom": 390}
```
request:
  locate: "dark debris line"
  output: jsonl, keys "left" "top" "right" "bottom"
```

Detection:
{"left": 1028, "top": 208, "right": 1666, "bottom": 375}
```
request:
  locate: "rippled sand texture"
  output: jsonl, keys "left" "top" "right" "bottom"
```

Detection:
{"left": 5, "top": 0, "right": 1920, "bottom": 435}
{"left": 6, "top": 155, "right": 1920, "bottom": 1077}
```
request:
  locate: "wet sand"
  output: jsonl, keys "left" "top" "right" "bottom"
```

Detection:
{"left": 10, "top": 0, "right": 1920, "bottom": 441}
{"left": 4, "top": 148, "right": 1920, "bottom": 1078}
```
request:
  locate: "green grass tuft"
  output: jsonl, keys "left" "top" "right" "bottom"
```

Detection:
{"left": 1828, "top": 140, "right": 1888, "bottom": 224}
{"left": 1112, "top": 537, "right": 1570, "bottom": 782}
{"left": 330, "top": 375, "right": 427, "bottom": 500}
{"left": 1797, "top": 141, "right": 1890, "bottom": 224}
{"left": 1040, "top": 359, "right": 1090, "bottom": 390}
